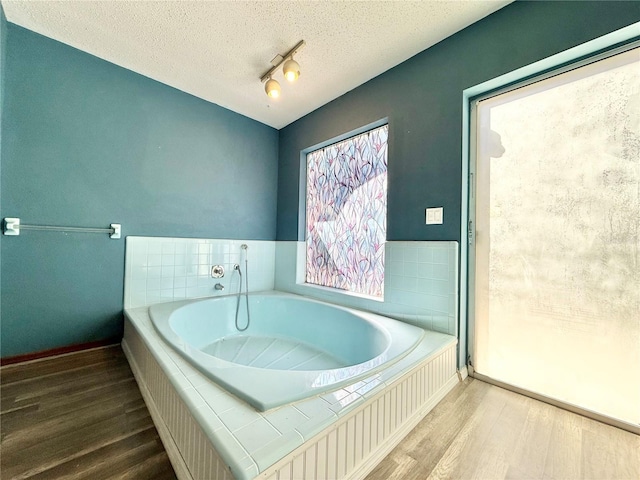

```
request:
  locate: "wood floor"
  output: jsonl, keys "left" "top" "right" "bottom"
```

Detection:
{"left": 1, "top": 345, "right": 176, "bottom": 480}
{"left": 2, "top": 346, "right": 639, "bottom": 480}
{"left": 366, "top": 377, "right": 640, "bottom": 480}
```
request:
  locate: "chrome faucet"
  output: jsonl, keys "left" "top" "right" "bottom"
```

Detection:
{"left": 214, "top": 283, "right": 224, "bottom": 291}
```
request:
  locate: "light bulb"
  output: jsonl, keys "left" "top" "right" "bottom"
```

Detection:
{"left": 265, "top": 78, "right": 281, "bottom": 98}
{"left": 283, "top": 59, "right": 300, "bottom": 82}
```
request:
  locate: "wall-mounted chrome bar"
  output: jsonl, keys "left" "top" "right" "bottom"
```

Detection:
{"left": 3, "top": 218, "right": 121, "bottom": 239}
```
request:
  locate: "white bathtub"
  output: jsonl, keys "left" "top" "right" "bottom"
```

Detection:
{"left": 149, "top": 291, "right": 424, "bottom": 411}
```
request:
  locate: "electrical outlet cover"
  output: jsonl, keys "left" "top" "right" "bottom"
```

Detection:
{"left": 426, "top": 207, "right": 443, "bottom": 225}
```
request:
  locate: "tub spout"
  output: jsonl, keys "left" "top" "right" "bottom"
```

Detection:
{"left": 214, "top": 283, "right": 224, "bottom": 291}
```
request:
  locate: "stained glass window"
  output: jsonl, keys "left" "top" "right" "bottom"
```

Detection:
{"left": 305, "top": 124, "right": 388, "bottom": 297}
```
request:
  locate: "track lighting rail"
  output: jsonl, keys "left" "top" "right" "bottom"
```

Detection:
{"left": 260, "top": 40, "right": 305, "bottom": 83}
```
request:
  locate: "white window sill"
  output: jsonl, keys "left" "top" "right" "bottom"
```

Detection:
{"left": 294, "top": 281, "right": 385, "bottom": 303}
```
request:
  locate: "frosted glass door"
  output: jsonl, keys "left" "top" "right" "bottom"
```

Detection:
{"left": 473, "top": 46, "right": 640, "bottom": 426}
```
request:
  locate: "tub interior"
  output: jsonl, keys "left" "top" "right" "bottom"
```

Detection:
{"left": 202, "top": 334, "right": 345, "bottom": 370}
{"left": 168, "top": 295, "right": 390, "bottom": 369}
{"left": 150, "top": 292, "right": 425, "bottom": 410}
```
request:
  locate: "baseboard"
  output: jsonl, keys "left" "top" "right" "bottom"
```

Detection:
{"left": 0, "top": 339, "right": 120, "bottom": 366}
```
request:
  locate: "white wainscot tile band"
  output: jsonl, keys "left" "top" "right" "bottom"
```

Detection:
{"left": 275, "top": 241, "right": 459, "bottom": 336}
{"left": 124, "top": 236, "right": 275, "bottom": 309}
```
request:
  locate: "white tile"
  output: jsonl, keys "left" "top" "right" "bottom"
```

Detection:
{"left": 209, "top": 428, "right": 250, "bottom": 469}
{"left": 433, "top": 247, "right": 449, "bottom": 265}
{"left": 219, "top": 406, "right": 262, "bottom": 432}
{"left": 331, "top": 392, "right": 363, "bottom": 413}
{"left": 433, "top": 263, "right": 449, "bottom": 281}
{"left": 162, "top": 242, "right": 175, "bottom": 255}
{"left": 388, "top": 244, "right": 403, "bottom": 262}
{"left": 129, "top": 276, "right": 146, "bottom": 292}
{"left": 404, "top": 244, "right": 418, "bottom": 263}
{"left": 403, "top": 261, "right": 418, "bottom": 278}
{"left": 130, "top": 252, "right": 148, "bottom": 268}
{"left": 186, "top": 286, "right": 200, "bottom": 297}
{"left": 161, "top": 289, "right": 174, "bottom": 299}
{"left": 356, "top": 378, "right": 383, "bottom": 398}
{"left": 344, "top": 381, "right": 366, "bottom": 393}
{"left": 265, "top": 406, "right": 309, "bottom": 434}
{"left": 386, "top": 261, "right": 403, "bottom": 276}
{"left": 130, "top": 291, "right": 147, "bottom": 308}
{"left": 233, "top": 418, "right": 280, "bottom": 454}
{"left": 321, "top": 389, "right": 351, "bottom": 405}
{"left": 131, "top": 266, "right": 147, "bottom": 279}
{"left": 417, "top": 263, "right": 434, "bottom": 279}
{"left": 147, "top": 240, "right": 163, "bottom": 254}
{"left": 147, "top": 266, "right": 162, "bottom": 279}
{"left": 417, "top": 245, "right": 433, "bottom": 263}
{"left": 147, "top": 277, "right": 161, "bottom": 291}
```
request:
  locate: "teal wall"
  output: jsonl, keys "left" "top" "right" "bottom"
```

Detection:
{"left": 276, "top": 1, "right": 640, "bottom": 241}
{"left": 1, "top": 24, "right": 278, "bottom": 358}
{"left": 2, "top": 1, "right": 639, "bottom": 358}
{"left": 0, "top": 8, "right": 6, "bottom": 333}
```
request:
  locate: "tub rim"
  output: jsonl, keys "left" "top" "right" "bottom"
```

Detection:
{"left": 149, "top": 291, "right": 425, "bottom": 411}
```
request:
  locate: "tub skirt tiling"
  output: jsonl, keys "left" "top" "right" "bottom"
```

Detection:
{"left": 122, "top": 319, "right": 458, "bottom": 480}
{"left": 123, "top": 321, "right": 235, "bottom": 480}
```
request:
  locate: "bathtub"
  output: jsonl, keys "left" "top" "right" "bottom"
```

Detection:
{"left": 149, "top": 291, "right": 424, "bottom": 411}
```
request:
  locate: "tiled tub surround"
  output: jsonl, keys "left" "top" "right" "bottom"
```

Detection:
{"left": 275, "top": 241, "right": 459, "bottom": 336}
{"left": 124, "top": 237, "right": 459, "bottom": 337}
{"left": 122, "top": 237, "right": 460, "bottom": 478}
{"left": 124, "top": 237, "right": 276, "bottom": 309}
{"left": 123, "top": 306, "right": 458, "bottom": 479}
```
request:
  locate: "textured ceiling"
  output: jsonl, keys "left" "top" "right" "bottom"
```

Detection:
{"left": 1, "top": 0, "right": 512, "bottom": 129}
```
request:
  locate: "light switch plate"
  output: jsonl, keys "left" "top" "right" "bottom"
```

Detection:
{"left": 426, "top": 207, "right": 443, "bottom": 225}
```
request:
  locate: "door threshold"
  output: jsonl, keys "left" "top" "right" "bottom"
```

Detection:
{"left": 471, "top": 372, "right": 639, "bottom": 435}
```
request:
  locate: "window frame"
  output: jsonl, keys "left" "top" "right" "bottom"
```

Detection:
{"left": 298, "top": 119, "right": 389, "bottom": 300}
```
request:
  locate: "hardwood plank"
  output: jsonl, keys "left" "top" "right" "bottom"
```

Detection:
{"left": 506, "top": 395, "right": 556, "bottom": 479}
{"left": 1, "top": 356, "right": 132, "bottom": 405}
{"left": 2, "top": 395, "right": 147, "bottom": 453}
{"left": 1, "top": 378, "right": 143, "bottom": 440}
{"left": 1, "top": 347, "right": 124, "bottom": 384}
{"left": 365, "top": 378, "right": 640, "bottom": 480}
{"left": 400, "top": 378, "right": 490, "bottom": 472}
{"left": 25, "top": 426, "right": 168, "bottom": 480}
{"left": 541, "top": 406, "right": 583, "bottom": 479}
{"left": 427, "top": 385, "right": 510, "bottom": 479}
{"left": 0, "top": 345, "right": 176, "bottom": 480}
{"left": 2, "top": 401, "right": 153, "bottom": 478}
{"left": 581, "top": 415, "right": 640, "bottom": 480}
{"left": 4, "top": 346, "right": 638, "bottom": 480}
{"left": 110, "top": 450, "right": 179, "bottom": 480}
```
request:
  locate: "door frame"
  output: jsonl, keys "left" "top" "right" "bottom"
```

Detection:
{"left": 460, "top": 24, "right": 640, "bottom": 433}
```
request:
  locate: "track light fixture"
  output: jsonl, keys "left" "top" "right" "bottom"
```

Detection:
{"left": 283, "top": 59, "right": 300, "bottom": 82}
{"left": 260, "top": 40, "right": 305, "bottom": 98}
{"left": 265, "top": 77, "right": 281, "bottom": 98}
